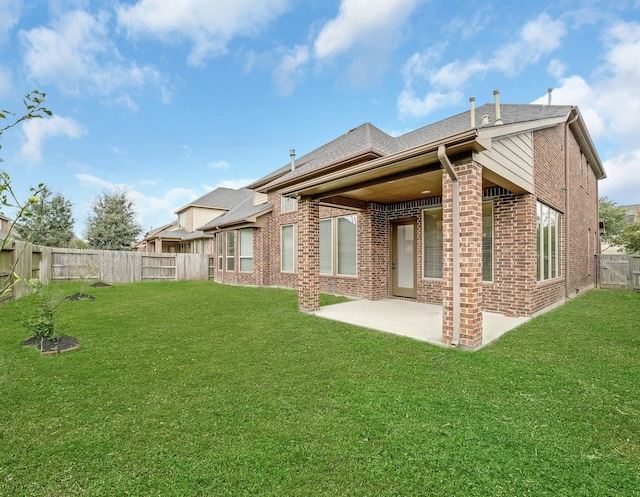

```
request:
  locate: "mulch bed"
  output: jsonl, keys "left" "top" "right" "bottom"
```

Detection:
{"left": 66, "top": 293, "right": 96, "bottom": 301}
{"left": 90, "top": 281, "right": 112, "bottom": 288}
{"left": 22, "top": 336, "right": 80, "bottom": 355}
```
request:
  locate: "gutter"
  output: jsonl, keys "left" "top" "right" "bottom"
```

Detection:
{"left": 438, "top": 145, "right": 461, "bottom": 347}
{"left": 565, "top": 111, "right": 579, "bottom": 299}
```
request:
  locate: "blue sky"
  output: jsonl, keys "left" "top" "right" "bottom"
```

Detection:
{"left": 1, "top": 0, "right": 639, "bottom": 238}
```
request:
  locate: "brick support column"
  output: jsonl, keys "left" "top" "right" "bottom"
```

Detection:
{"left": 442, "top": 161, "right": 483, "bottom": 349}
{"left": 297, "top": 197, "right": 320, "bottom": 311}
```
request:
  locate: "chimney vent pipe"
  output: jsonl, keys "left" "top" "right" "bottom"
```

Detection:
{"left": 469, "top": 96, "right": 476, "bottom": 128}
{"left": 547, "top": 87, "right": 553, "bottom": 106}
{"left": 290, "top": 149, "right": 296, "bottom": 171}
{"left": 493, "top": 89, "right": 503, "bottom": 125}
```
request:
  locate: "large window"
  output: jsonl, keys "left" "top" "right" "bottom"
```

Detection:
{"left": 482, "top": 201, "right": 494, "bottom": 282}
{"left": 226, "top": 230, "right": 235, "bottom": 271}
{"left": 281, "top": 224, "right": 296, "bottom": 272}
{"left": 239, "top": 228, "right": 253, "bottom": 272}
{"left": 422, "top": 208, "right": 443, "bottom": 279}
{"left": 422, "top": 203, "right": 493, "bottom": 281}
{"left": 319, "top": 215, "right": 357, "bottom": 276}
{"left": 319, "top": 219, "right": 333, "bottom": 275}
{"left": 537, "top": 202, "right": 561, "bottom": 281}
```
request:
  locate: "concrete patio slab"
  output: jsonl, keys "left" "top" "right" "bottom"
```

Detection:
{"left": 313, "top": 298, "right": 530, "bottom": 349}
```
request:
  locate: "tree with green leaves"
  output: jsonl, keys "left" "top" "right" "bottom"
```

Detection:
{"left": 20, "top": 186, "right": 75, "bottom": 247}
{"left": 598, "top": 197, "right": 627, "bottom": 245}
{"left": 617, "top": 222, "right": 640, "bottom": 255}
{"left": 85, "top": 190, "right": 142, "bottom": 250}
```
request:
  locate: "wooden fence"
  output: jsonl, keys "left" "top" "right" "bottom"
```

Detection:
{"left": 2, "top": 241, "right": 214, "bottom": 302}
{"left": 596, "top": 254, "right": 640, "bottom": 291}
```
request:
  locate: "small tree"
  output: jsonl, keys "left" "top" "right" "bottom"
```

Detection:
{"left": 20, "top": 186, "right": 75, "bottom": 247}
{"left": 1, "top": 90, "right": 51, "bottom": 297}
{"left": 616, "top": 222, "right": 640, "bottom": 255}
{"left": 85, "top": 190, "right": 142, "bottom": 250}
{"left": 599, "top": 197, "right": 627, "bottom": 245}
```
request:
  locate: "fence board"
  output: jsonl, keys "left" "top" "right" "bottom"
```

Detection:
{"left": 1, "top": 242, "right": 212, "bottom": 302}
{"left": 597, "top": 254, "right": 637, "bottom": 290}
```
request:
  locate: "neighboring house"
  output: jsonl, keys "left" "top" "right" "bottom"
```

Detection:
{"left": 623, "top": 204, "right": 640, "bottom": 224}
{"left": 202, "top": 91, "right": 606, "bottom": 350}
{"left": 138, "top": 188, "right": 254, "bottom": 254}
{"left": 0, "top": 213, "right": 10, "bottom": 240}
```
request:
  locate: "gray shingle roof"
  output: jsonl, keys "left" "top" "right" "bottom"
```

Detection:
{"left": 198, "top": 192, "right": 272, "bottom": 231}
{"left": 254, "top": 103, "right": 574, "bottom": 191}
{"left": 176, "top": 187, "right": 253, "bottom": 212}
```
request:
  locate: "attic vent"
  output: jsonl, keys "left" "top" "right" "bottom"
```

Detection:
{"left": 481, "top": 114, "right": 490, "bottom": 126}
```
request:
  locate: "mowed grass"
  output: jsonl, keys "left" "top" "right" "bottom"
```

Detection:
{"left": 1, "top": 281, "right": 639, "bottom": 496}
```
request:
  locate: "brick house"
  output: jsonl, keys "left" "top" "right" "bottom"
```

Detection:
{"left": 202, "top": 92, "right": 606, "bottom": 349}
{"left": 138, "top": 187, "right": 254, "bottom": 254}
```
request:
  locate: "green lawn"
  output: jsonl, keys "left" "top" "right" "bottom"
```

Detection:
{"left": 1, "top": 281, "right": 639, "bottom": 496}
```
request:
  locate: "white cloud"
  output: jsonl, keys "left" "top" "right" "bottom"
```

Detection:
{"left": 20, "top": 115, "right": 85, "bottom": 162}
{"left": 273, "top": 45, "right": 309, "bottom": 96}
{"left": 117, "top": 0, "right": 289, "bottom": 67}
{"left": 209, "top": 160, "right": 231, "bottom": 170}
{"left": 76, "top": 172, "right": 201, "bottom": 230}
{"left": 397, "top": 89, "right": 462, "bottom": 119}
{"left": 600, "top": 148, "right": 640, "bottom": 205}
{"left": 0, "top": 0, "right": 22, "bottom": 41}
{"left": 20, "top": 10, "right": 162, "bottom": 103}
{"left": 314, "top": 0, "right": 420, "bottom": 59}
{"left": 398, "top": 13, "right": 567, "bottom": 119}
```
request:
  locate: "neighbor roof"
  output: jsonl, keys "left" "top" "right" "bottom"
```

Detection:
{"left": 175, "top": 187, "right": 253, "bottom": 213}
{"left": 251, "top": 103, "right": 579, "bottom": 193}
{"left": 198, "top": 192, "right": 272, "bottom": 231}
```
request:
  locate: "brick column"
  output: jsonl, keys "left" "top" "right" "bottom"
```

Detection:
{"left": 442, "top": 161, "right": 483, "bottom": 349}
{"left": 297, "top": 197, "right": 320, "bottom": 311}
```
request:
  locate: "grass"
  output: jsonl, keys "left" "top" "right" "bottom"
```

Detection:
{"left": 0, "top": 281, "right": 639, "bottom": 496}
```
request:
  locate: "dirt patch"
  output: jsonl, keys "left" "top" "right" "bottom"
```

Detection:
{"left": 66, "top": 293, "right": 96, "bottom": 301}
{"left": 90, "top": 281, "right": 112, "bottom": 288}
{"left": 22, "top": 336, "right": 80, "bottom": 355}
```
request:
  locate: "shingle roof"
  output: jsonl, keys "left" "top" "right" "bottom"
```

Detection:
{"left": 198, "top": 192, "right": 272, "bottom": 231}
{"left": 253, "top": 103, "right": 574, "bottom": 191}
{"left": 175, "top": 187, "right": 253, "bottom": 213}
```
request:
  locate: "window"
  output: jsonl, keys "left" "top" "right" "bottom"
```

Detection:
{"left": 239, "top": 228, "right": 253, "bottom": 272}
{"left": 319, "top": 215, "right": 357, "bottom": 276}
{"left": 178, "top": 211, "right": 187, "bottom": 228}
{"left": 482, "top": 201, "right": 494, "bottom": 282}
{"left": 226, "top": 230, "right": 235, "bottom": 271}
{"left": 537, "top": 202, "right": 561, "bottom": 281}
{"left": 281, "top": 224, "right": 296, "bottom": 272}
{"left": 319, "top": 219, "right": 333, "bottom": 275}
{"left": 281, "top": 196, "right": 298, "bottom": 213}
{"left": 217, "top": 233, "right": 223, "bottom": 270}
{"left": 422, "top": 208, "right": 443, "bottom": 278}
{"left": 337, "top": 215, "right": 357, "bottom": 276}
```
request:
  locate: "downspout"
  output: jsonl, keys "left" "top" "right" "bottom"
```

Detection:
{"left": 565, "top": 111, "right": 579, "bottom": 299}
{"left": 438, "top": 145, "right": 460, "bottom": 346}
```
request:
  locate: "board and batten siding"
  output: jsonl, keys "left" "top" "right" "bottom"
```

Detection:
{"left": 476, "top": 132, "right": 534, "bottom": 194}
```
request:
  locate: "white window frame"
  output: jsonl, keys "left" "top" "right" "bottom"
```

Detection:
{"left": 537, "top": 201, "right": 561, "bottom": 282}
{"left": 281, "top": 224, "right": 297, "bottom": 273}
{"left": 226, "top": 230, "right": 235, "bottom": 272}
{"left": 217, "top": 233, "right": 223, "bottom": 270}
{"left": 281, "top": 196, "right": 298, "bottom": 213}
{"left": 238, "top": 228, "right": 253, "bottom": 272}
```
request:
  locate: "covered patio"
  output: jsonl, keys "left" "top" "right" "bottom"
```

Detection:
{"left": 313, "top": 298, "right": 530, "bottom": 349}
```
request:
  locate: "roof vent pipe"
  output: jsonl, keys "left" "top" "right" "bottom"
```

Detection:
{"left": 469, "top": 96, "right": 476, "bottom": 128}
{"left": 547, "top": 87, "right": 553, "bottom": 106}
{"left": 493, "top": 89, "right": 503, "bottom": 125}
{"left": 290, "top": 149, "right": 296, "bottom": 171}
{"left": 481, "top": 114, "right": 490, "bottom": 126}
